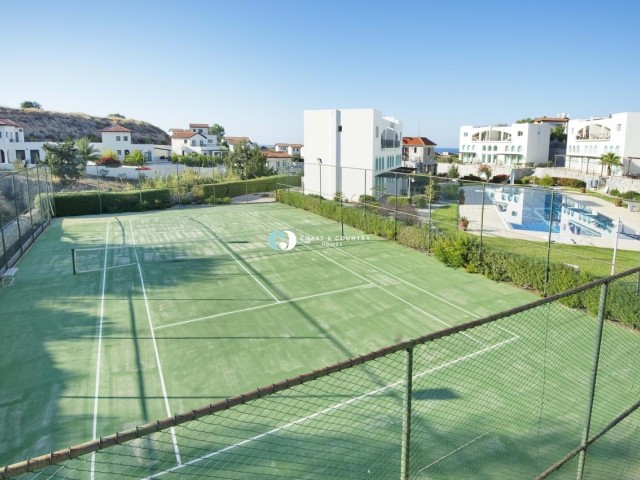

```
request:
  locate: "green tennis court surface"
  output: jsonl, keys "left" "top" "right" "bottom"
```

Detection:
{"left": 0, "top": 202, "right": 535, "bottom": 466}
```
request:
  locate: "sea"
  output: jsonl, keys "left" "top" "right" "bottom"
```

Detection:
{"left": 436, "top": 147, "right": 459, "bottom": 154}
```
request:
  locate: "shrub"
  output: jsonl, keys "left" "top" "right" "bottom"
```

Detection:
{"left": 191, "top": 175, "right": 301, "bottom": 202}
{"left": 54, "top": 189, "right": 171, "bottom": 216}
{"left": 124, "top": 150, "right": 145, "bottom": 166}
{"left": 609, "top": 188, "right": 621, "bottom": 197}
{"left": 489, "top": 174, "right": 510, "bottom": 184}
{"left": 460, "top": 174, "right": 482, "bottom": 182}
{"left": 621, "top": 190, "right": 640, "bottom": 201}
{"left": 97, "top": 149, "right": 122, "bottom": 167}
{"left": 359, "top": 194, "right": 376, "bottom": 203}
{"left": 538, "top": 175, "right": 555, "bottom": 187}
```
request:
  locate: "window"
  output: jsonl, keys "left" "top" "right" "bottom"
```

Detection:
{"left": 124, "top": 136, "right": 128, "bottom": 141}
{"left": 117, "top": 150, "right": 122, "bottom": 155}
{"left": 617, "top": 124, "right": 622, "bottom": 132}
{"left": 16, "top": 150, "right": 25, "bottom": 160}
{"left": 376, "top": 126, "right": 379, "bottom": 138}
{"left": 413, "top": 147, "right": 417, "bottom": 153}
{"left": 463, "top": 132, "right": 468, "bottom": 137}
{"left": 191, "top": 140, "right": 196, "bottom": 146}
{"left": 338, "top": 125, "right": 342, "bottom": 132}
{"left": 116, "top": 136, "right": 121, "bottom": 141}
{"left": 198, "top": 129, "right": 203, "bottom": 133}
{"left": 517, "top": 131, "right": 523, "bottom": 136}
{"left": 208, "top": 139, "right": 213, "bottom": 143}
{"left": 184, "top": 140, "right": 187, "bottom": 144}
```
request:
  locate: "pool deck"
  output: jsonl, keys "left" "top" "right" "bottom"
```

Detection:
{"left": 460, "top": 189, "right": 640, "bottom": 252}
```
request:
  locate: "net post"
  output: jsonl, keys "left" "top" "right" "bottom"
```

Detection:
{"left": 400, "top": 345, "right": 413, "bottom": 480}
{"left": 71, "top": 248, "right": 76, "bottom": 275}
{"left": 0, "top": 216, "right": 7, "bottom": 271}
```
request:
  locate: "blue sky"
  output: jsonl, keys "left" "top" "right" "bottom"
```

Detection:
{"left": 2, "top": 0, "right": 639, "bottom": 146}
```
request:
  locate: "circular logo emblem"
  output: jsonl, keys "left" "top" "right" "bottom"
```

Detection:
{"left": 267, "top": 230, "right": 297, "bottom": 251}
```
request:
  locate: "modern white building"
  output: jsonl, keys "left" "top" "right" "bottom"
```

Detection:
{"left": 170, "top": 123, "right": 226, "bottom": 157}
{"left": 303, "top": 108, "right": 404, "bottom": 201}
{"left": 402, "top": 136, "right": 437, "bottom": 174}
{"left": 0, "top": 119, "right": 46, "bottom": 166}
{"left": 459, "top": 122, "right": 551, "bottom": 166}
{"left": 565, "top": 112, "right": 640, "bottom": 177}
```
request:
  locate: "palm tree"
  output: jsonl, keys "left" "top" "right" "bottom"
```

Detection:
{"left": 75, "top": 137, "right": 100, "bottom": 164}
{"left": 600, "top": 152, "right": 622, "bottom": 176}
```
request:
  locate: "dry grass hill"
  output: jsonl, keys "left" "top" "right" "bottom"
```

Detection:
{"left": 0, "top": 106, "right": 170, "bottom": 145}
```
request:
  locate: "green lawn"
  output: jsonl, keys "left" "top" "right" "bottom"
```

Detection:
{"left": 431, "top": 203, "right": 638, "bottom": 277}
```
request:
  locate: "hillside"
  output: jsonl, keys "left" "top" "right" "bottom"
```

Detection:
{"left": 0, "top": 106, "right": 170, "bottom": 145}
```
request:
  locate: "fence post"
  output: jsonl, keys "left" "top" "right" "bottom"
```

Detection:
{"left": 480, "top": 182, "right": 486, "bottom": 258}
{"left": 400, "top": 346, "right": 414, "bottom": 480}
{"left": 176, "top": 164, "right": 181, "bottom": 204}
{"left": 95, "top": 166, "right": 103, "bottom": 215}
{"left": 24, "top": 166, "right": 35, "bottom": 243}
{"left": 11, "top": 173, "right": 24, "bottom": 255}
{"left": 544, "top": 189, "right": 555, "bottom": 296}
{"left": 576, "top": 281, "right": 609, "bottom": 480}
{"left": 0, "top": 216, "right": 7, "bottom": 271}
{"left": 394, "top": 173, "right": 398, "bottom": 241}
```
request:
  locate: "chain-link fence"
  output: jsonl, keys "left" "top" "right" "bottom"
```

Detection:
{"left": 287, "top": 163, "right": 640, "bottom": 279}
{"left": 0, "top": 165, "right": 54, "bottom": 273}
{"left": 3, "top": 267, "right": 640, "bottom": 479}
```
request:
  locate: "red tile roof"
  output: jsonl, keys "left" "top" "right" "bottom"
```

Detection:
{"left": 171, "top": 131, "right": 199, "bottom": 139}
{"left": 224, "top": 136, "right": 251, "bottom": 145}
{"left": 189, "top": 123, "right": 209, "bottom": 128}
{"left": 100, "top": 125, "right": 132, "bottom": 133}
{"left": 0, "top": 119, "right": 24, "bottom": 127}
{"left": 289, "top": 144, "right": 303, "bottom": 148}
{"left": 264, "top": 151, "right": 293, "bottom": 158}
{"left": 533, "top": 116, "right": 569, "bottom": 123}
{"left": 402, "top": 136, "right": 436, "bottom": 146}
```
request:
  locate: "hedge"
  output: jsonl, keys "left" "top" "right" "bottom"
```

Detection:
{"left": 276, "top": 190, "right": 639, "bottom": 328}
{"left": 192, "top": 175, "right": 301, "bottom": 202}
{"left": 54, "top": 189, "right": 171, "bottom": 216}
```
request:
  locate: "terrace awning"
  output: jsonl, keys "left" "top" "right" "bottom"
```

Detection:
{"left": 376, "top": 167, "right": 416, "bottom": 178}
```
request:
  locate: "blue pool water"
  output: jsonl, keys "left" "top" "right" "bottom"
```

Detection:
{"left": 508, "top": 192, "right": 562, "bottom": 233}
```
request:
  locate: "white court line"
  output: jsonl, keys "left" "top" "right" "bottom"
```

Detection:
{"left": 192, "top": 219, "right": 281, "bottom": 303}
{"left": 129, "top": 221, "right": 182, "bottom": 467}
{"left": 245, "top": 212, "right": 487, "bottom": 347}
{"left": 155, "top": 284, "right": 375, "bottom": 331}
{"left": 90, "top": 222, "right": 110, "bottom": 480}
{"left": 144, "top": 335, "right": 519, "bottom": 479}
{"left": 415, "top": 429, "right": 495, "bottom": 474}
{"left": 256, "top": 210, "right": 518, "bottom": 338}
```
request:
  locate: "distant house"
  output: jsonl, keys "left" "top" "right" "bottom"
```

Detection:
{"left": 275, "top": 143, "right": 304, "bottom": 158}
{"left": 223, "top": 136, "right": 255, "bottom": 153}
{"left": 170, "top": 123, "right": 226, "bottom": 157}
{"left": 402, "top": 136, "right": 437, "bottom": 174}
{"left": 0, "top": 119, "right": 46, "bottom": 165}
{"left": 565, "top": 112, "right": 640, "bottom": 177}
{"left": 100, "top": 125, "right": 160, "bottom": 161}
{"left": 264, "top": 150, "right": 294, "bottom": 172}
{"left": 459, "top": 122, "right": 551, "bottom": 166}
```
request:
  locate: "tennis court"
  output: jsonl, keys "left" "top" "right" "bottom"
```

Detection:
{"left": 0, "top": 202, "right": 536, "bottom": 467}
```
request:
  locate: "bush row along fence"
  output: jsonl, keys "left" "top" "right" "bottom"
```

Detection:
{"left": 3, "top": 268, "right": 640, "bottom": 479}
{"left": 0, "top": 165, "right": 54, "bottom": 274}
{"left": 52, "top": 174, "right": 302, "bottom": 216}
{"left": 278, "top": 163, "right": 639, "bottom": 279}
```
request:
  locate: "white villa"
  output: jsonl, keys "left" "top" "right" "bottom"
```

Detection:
{"left": 303, "top": 108, "right": 404, "bottom": 201}
{"left": 275, "top": 143, "right": 304, "bottom": 157}
{"left": 0, "top": 119, "right": 44, "bottom": 165}
{"left": 264, "top": 150, "right": 295, "bottom": 172}
{"left": 0, "top": 120, "right": 165, "bottom": 168}
{"left": 459, "top": 122, "right": 551, "bottom": 166}
{"left": 170, "top": 123, "right": 226, "bottom": 157}
{"left": 402, "top": 136, "right": 437, "bottom": 174}
{"left": 224, "top": 136, "right": 256, "bottom": 152}
{"left": 565, "top": 112, "right": 640, "bottom": 177}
